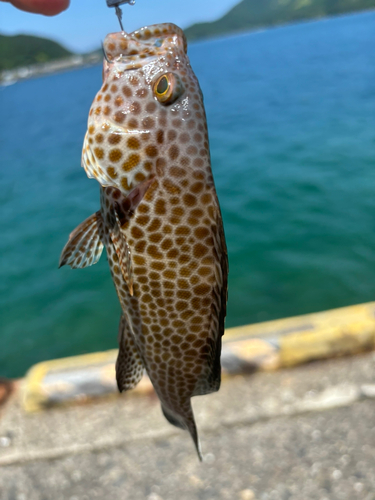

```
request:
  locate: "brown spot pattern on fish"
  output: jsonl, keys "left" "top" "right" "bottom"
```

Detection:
{"left": 60, "top": 23, "right": 228, "bottom": 461}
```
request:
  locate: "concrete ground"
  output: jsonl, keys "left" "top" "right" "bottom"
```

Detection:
{"left": 1, "top": 352, "right": 375, "bottom": 500}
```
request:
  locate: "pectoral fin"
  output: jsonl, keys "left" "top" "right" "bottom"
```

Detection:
{"left": 116, "top": 314, "right": 144, "bottom": 392}
{"left": 59, "top": 211, "right": 104, "bottom": 269}
{"left": 107, "top": 179, "right": 155, "bottom": 296}
{"left": 110, "top": 207, "right": 134, "bottom": 295}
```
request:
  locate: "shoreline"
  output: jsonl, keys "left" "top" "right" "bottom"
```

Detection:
{"left": 2, "top": 8, "right": 374, "bottom": 86}
{"left": 0, "top": 52, "right": 101, "bottom": 86}
{"left": 187, "top": 7, "right": 375, "bottom": 45}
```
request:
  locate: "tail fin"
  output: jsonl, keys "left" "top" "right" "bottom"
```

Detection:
{"left": 161, "top": 403, "right": 202, "bottom": 461}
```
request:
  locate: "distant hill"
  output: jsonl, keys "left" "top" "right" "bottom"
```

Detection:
{"left": 0, "top": 34, "right": 73, "bottom": 71}
{"left": 185, "top": 0, "right": 375, "bottom": 41}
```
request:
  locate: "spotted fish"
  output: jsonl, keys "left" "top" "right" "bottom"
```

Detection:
{"left": 59, "top": 23, "right": 228, "bottom": 460}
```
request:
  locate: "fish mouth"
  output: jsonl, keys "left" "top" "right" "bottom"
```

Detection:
{"left": 101, "top": 119, "right": 151, "bottom": 139}
{"left": 102, "top": 22, "right": 187, "bottom": 69}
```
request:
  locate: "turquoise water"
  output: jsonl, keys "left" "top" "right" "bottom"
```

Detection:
{"left": 1, "top": 11, "right": 375, "bottom": 378}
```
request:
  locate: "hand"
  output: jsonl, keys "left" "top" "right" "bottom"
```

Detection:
{"left": 1, "top": 0, "right": 70, "bottom": 15}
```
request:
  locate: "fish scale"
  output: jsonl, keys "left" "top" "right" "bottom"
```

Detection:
{"left": 60, "top": 23, "right": 228, "bottom": 460}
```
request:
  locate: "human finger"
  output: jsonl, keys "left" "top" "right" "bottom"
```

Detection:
{"left": 1, "top": 0, "right": 70, "bottom": 16}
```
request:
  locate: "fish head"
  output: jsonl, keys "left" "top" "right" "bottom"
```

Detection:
{"left": 82, "top": 23, "right": 208, "bottom": 194}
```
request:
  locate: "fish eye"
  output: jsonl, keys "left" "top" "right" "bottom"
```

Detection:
{"left": 153, "top": 73, "right": 184, "bottom": 105}
{"left": 156, "top": 75, "right": 169, "bottom": 96}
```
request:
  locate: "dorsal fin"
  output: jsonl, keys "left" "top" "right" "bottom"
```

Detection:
{"left": 192, "top": 201, "right": 228, "bottom": 397}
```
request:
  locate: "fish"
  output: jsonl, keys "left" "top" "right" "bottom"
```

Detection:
{"left": 59, "top": 23, "right": 228, "bottom": 460}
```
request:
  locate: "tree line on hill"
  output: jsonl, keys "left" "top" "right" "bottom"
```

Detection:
{"left": 0, "top": 34, "right": 72, "bottom": 71}
{"left": 1, "top": 0, "right": 374, "bottom": 71}
{"left": 184, "top": 0, "right": 375, "bottom": 40}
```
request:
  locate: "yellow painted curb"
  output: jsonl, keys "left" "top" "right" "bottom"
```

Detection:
{"left": 23, "top": 350, "right": 116, "bottom": 412}
{"left": 224, "top": 302, "right": 375, "bottom": 367}
{"left": 22, "top": 302, "right": 375, "bottom": 412}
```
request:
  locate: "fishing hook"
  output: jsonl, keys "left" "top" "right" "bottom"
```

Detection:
{"left": 101, "top": 42, "right": 110, "bottom": 63}
{"left": 106, "top": 0, "right": 136, "bottom": 32}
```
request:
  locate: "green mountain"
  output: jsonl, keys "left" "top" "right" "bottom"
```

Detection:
{"left": 0, "top": 34, "right": 73, "bottom": 71}
{"left": 185, "top": 0, "right": 375, "bottom": 41}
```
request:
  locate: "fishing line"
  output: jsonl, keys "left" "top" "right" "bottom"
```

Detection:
{"left": 106, "top": 0, "right": 136, "bottom": 32}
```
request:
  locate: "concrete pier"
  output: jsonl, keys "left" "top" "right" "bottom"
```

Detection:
{"left": 21, "top": 302, "right": 375, "bottom": 411}
{"left": 1, "top": 302, "right": 375, "bottom": 499}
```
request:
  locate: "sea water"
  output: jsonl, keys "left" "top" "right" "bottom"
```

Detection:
{"left": 1, "top": 11, "right": 374, "bottom": 378}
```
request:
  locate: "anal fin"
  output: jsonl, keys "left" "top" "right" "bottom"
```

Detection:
{"left": 116, "top": 314, "right": 144, "bottom": 392}
{"left": 59, "top": 211, "right": 104, "bottom": 269}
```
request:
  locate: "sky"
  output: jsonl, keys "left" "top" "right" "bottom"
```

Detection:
{"left": 0, "top": 0, "right": 238, "bottom": 53}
